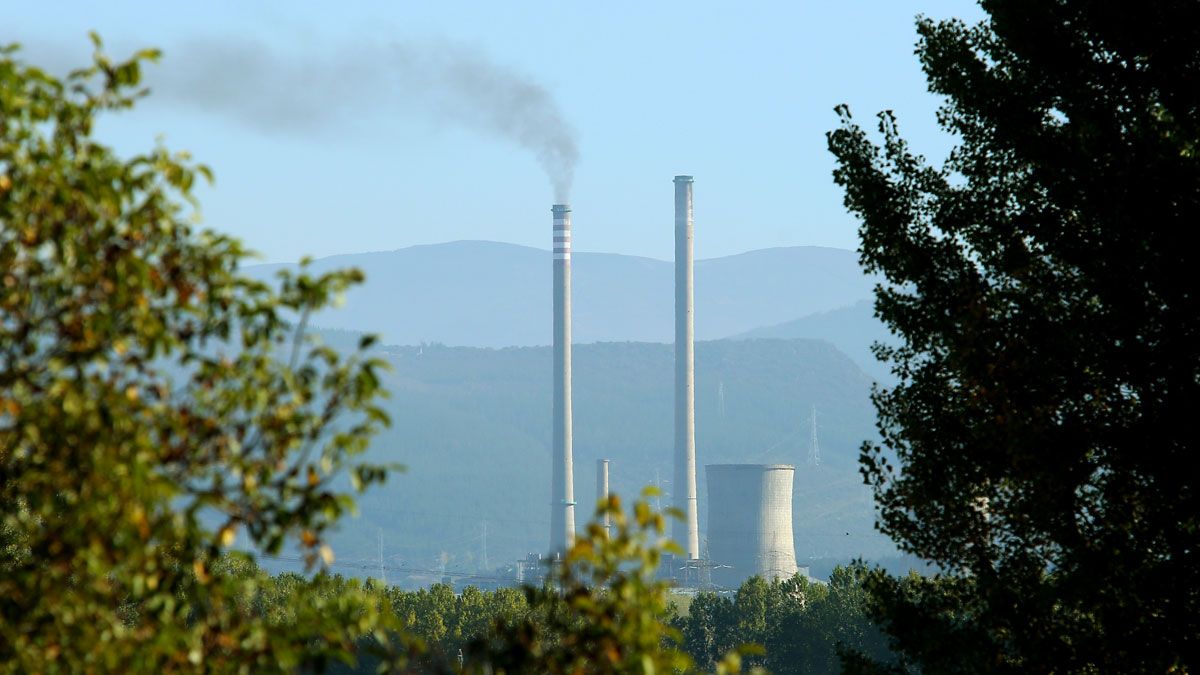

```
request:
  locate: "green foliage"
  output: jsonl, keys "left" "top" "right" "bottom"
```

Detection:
{"left": 463, "top": 489, "right": 723, "bottom": 674}
{"left": 677, "top": 565, "right": 895, "bottom": 675}
{"left": 243, "top": 557, "right": 899, "bottom": 675}
{"left": 0, "top": 39, "right": 402, "bottom": 671}
{"left": 190, "top": 502, "right": 895, "bottom": 675}
{"left": 828, "top": 1, "right": 1200, "bottom": 672}
{"left": 246, "top": 492, "right": 754, "bottom": 674}
{"left": 379, "top": 581, "right": 533, "bottom": 662}
{"left": 680, "top": 590, "right": 741, "bottom": 670}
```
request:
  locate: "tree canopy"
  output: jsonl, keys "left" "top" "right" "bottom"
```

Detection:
{"left": 464, "top": 490, "right": 722, "bottom": 675}
{"left": 1, "top": 37, "right": 403, "bottom": 672}
{"left": 828, "top": 1, "right": 1199, "bottom": 671}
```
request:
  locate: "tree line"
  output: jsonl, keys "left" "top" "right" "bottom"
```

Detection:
{"left": 205, "top": 554, "right": 897, "bottom": 674}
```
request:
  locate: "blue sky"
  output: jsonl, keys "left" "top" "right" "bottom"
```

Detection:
{"left": 6, "top": 1, "right": 983, "bottom": 263}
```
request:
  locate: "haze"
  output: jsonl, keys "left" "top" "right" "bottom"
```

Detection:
{"left": 7, "top": 0, "right": 982, "bottom": 263}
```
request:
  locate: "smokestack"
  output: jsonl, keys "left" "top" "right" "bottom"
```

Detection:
{"left": 596, "top": 459, "right": 610, "bottom": 537}
{"left": 673, "top": 176, "right": 700, "bottom": 560}
{"left": 550, "top": 204, "right": 575, "bottom": 553}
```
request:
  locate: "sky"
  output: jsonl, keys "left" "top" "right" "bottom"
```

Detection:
{"left": 5, "top": 1, "right": 985, "bottom": 263}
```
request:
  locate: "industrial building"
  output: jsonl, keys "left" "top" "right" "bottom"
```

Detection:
{"left": 542, "top": 176, "right": 802, "bottom": 592}
{"left": 705, "top": 463, "right": 799, "bottom": 588}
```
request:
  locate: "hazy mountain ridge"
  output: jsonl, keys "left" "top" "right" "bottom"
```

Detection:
{"left": 248, "top": 241, "right": 880, "bottom": 348}
{"left": 730, "top": 300, "right": 897, "bottom": 382}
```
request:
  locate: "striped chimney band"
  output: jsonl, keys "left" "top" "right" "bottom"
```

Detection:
{"left": 552, "top": 204, "right": 571, "bottom": 261}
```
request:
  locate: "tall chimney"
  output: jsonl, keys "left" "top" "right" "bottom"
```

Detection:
{"left": 596, "top": 459, "right": 611, "bottom": 537}
{"left": 673, "top": 176, "right": 700, "bottom": 560}
{"left": 550, "top": 204, "right": 575, "bottom": 553}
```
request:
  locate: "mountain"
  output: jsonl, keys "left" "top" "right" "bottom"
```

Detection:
{"left": 247, "top": 242, "right": 878, "bottom": 347}
{"left": 312, "top": 335, "right": 896, "bottom": 580}
{"left": 729, "top": 300, "right": 897, "bottom": 382}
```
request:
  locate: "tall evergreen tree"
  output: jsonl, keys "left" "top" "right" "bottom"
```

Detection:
{"left": 828, "top": 2, "right": 1200, "bottom": 671}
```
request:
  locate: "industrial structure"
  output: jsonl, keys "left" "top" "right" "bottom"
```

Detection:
{"left": 808, "top": 405, "right": 822, "bottom": 467}
{"left": 705, "top": 464, "right": 799, "bottom": 588}
{"left": 540, "top": 178, "right": 805, "bottom": 591}
{"left": 550, "top": 204, "right": 576, "bottom": 553}
{"left": 596, "top": 459, "right": 610, "bottom": 536}
{"left": 673, "top": 175, "right": 701, "bottom": 562}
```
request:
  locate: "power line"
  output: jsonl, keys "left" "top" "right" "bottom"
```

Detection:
{"left": 481, "top": 519, "right": 489, "bottom": 571}
{"left": 808, "top": 404, "right": 822, "bottom": 467}
{"left": 356, "top": 505, "right": 551, "bottom": 528}
{"left": 260, "top": 552, "right": 520, "bottom": 584}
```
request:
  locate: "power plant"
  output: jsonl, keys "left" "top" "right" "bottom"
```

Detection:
{"left": 550, "top": 204, "right": 575, "bottom": 553}
{"left": 705, "top": 464, "right": 799, "bottom": 588}
{"left": 673, "top": 175, "right": 701, "bottom": 562}
{"left": 535, "top": 179, "right": 803, "bottom": 589}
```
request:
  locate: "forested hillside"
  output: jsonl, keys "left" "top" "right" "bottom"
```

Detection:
{"left": 307, "top": 333, "right": 895, "bottom": 580}
{"left": 731, "top": 300, "right": 895, "bottom": 382}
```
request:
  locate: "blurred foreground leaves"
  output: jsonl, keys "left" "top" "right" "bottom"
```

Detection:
{"left": 463, "top": 488, "right": 753, "bottom": 675}
{"left": 828, "top": 2, "right": 1200, "bottom": 671}
{"left": 0, "top": 37, "right": 401, "bottom": 672}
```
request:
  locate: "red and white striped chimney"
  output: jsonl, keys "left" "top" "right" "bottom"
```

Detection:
{"left": 550, "top": 204, "right": 575, "bottom": 552}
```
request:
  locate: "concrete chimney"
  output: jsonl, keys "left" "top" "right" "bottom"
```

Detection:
{"left": 673, "top": 176, "right": 700, "bottom": 560}
{"left": 550, "top": 204, "right": 575, "bottom": 553}
{"left": 596, "top": 459, "right": 610, "bottom": 537}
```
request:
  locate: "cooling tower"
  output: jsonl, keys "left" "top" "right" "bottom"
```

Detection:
{"left": 673, "top": 175, "right": 700, "bottom": 561}
{"left": 706, "top": 464, "right": 798, "bottom": 587}
{"left": 550, "top": 204, "right": 575, "bottom": 553}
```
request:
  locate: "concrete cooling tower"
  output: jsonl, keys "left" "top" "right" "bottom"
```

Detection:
{"left": 705, "top": 464, "right": 798, "bottom": 588}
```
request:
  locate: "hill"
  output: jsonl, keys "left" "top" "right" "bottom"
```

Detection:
{"left": 247, "top": 242, "right": 878, "bottom": 347}
{"left": 729, "top": 300, "right": 896, "bottom": 382}
{"left": 312, "top": 335, "right": 896, "bottom": 581}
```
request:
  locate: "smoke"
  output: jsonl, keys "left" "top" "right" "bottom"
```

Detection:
{"left": 385, "top": 41, "right": 579, "bottom": 202}
{"left": 127, "top": 36, "right": 579, "bottom": 200}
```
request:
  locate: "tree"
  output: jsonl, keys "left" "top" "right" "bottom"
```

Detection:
{"left": 680, "top": 591, "right": 740, "bottom": 671}
{"left": 827, "top": 1, "right": 1200, "bottom": 671}
{"left": 675, "top": 568, "right": 894, "bottom": 675}
{"left": 788, "top": 565, "right": 892, "bottom": 674}
{"left": 465, "top": 489, "right": 750, "bottom": 674}
{"left": 1, "top": 38, "right": 405, "bottom": 672}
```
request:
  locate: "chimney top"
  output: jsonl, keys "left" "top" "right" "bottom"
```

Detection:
{"left": 674, "top": 175, "right": 694, "bottom": 183}
{"left": 552, "top": 204, "right": 571, "bottom": 213}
